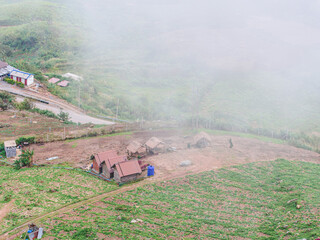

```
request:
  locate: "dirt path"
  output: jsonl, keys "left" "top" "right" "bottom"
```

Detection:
{"left": 0, "top": 200, "right": 15, "bottom": 224}
{"left": 0, "top": 172, "right": 195, "bottom": 240}
{"left": 0, "top": 81, "right": 114, "bottom": 125}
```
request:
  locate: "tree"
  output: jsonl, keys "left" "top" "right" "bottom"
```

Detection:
{"left": 14, "top": 149, "right": 34, "bottom": 169}
{"left": 16, "top": 98, "right": 34, "bottom": 111}
{"left": 0, "top": 91, "right": 14, "bottom": 111}
{"left": 58, "top": 111, "right": 70, "bottom": 122}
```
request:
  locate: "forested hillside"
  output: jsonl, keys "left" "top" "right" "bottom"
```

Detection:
{"left": 1, "top": 0, "right": 320, "bottom": 138}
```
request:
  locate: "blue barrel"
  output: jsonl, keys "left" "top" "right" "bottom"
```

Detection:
{"left": 147, "top": 165, "right": 154, "bottom": 176}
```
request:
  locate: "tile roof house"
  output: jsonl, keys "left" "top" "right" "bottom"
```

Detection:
{"left": 93, "top": 150, "right": 118, "bottom": 174}
{"left": 145, "top": 137, "right": 166, "bottom": 154}
{"left": 101, "top": 155, "right": 127, "bottom": 178}
{"left": 113, "top": 160, "right": 142, "bottom": 183}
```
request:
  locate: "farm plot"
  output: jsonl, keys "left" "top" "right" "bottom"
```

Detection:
{"left": 0, "top": 166, "right": 118, "bottom": 234}
{"left": 41, "top": 159, "right": 320, "bottom": 239}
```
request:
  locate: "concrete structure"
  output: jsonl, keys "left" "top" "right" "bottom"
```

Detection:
{"left": 193, "top": 132, "right": 211, "bottom": 148}
{"left": 4, "top": 140, "right": 16, "bottom": 158}
{"left": 114, "top": 160, "right": 142, "bottom": 183}
{"left": 126, "top": 141, "right": 146, "bottom": 158}
{"left": 10, "top": 70, "right": 34, "bottom": 86}
{"left": 145, "top": 137, "right": 166, "bottom": 154}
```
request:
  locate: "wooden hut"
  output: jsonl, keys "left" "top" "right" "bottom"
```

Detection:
{"left": 193, "top": 132, "right": 211, "bottom": 148}
{"left": 113, "top": 160, "right": 142, "bottom": 183}
{"left": 145, "top": 137, "right": 166, "bottom": 154}
{"left": 126, "top": 141, "right": 146, "bottom": 158}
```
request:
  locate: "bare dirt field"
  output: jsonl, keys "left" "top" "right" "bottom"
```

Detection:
{"left": 31, "top": 129, "right": 320, "bottom": 180}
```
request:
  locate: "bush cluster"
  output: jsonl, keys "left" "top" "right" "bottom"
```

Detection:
{"left": 4, "top": 77, "right": 15, "bottom": 85}
{"left": 16, "top": 136, "right": 35, "bottom": 146}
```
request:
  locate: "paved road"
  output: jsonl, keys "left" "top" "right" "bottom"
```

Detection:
{"left": 0, "top": 81, "right": 114, "bottom": 125}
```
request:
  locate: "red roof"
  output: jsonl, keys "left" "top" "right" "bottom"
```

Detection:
{"left": 94, "top": 150, "right": 118, "bottom": 166}
{"left": 115, "top": 160, "right": 142, "bottom": 178}
{"left": 48, "top": 77, "right": 60, "bottom": 84}
{"left": 58, "top": 80, "right": 69, "bottom": 87}
{"left": 107, "top": 155, "right": 127, "bottom": 173}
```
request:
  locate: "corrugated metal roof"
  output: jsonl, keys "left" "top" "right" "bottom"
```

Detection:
{"left": 48, "top": 78, "right": 60, "bottom": 84}
{"left": 116, "top": 160, "right": 142, "bottom": 178}
{"left": 10, "top": 70, "right": 33, "bottom": 79}
{"left": 4, "top": 140, "right": 16, "bottom": 148}
{"left": 0, "top": 61, "right": 8, "bottom": 69}
{"left": 57, "top": 80, "right": 69, "bottom": 87}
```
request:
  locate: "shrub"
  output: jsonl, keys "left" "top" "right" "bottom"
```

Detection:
{"left": 4, "top": 77, "right": 15, "bottom": 85}
{"left": 30, "top": 108, "right": 57, "bottom": 119}
{"left": 14, "top": 149, "right": 34, "bottom": 169}
{"left": 16, "top": 98, "right": 34, "bottom": 111}
{"left": 16, "top": 81, "right": 25, "bottom": 88}
{"left": 58, "top": 111, "right": 70, "bottom": 122}
{"left": 16, "top": 136, "right": 35, "bottom": 146}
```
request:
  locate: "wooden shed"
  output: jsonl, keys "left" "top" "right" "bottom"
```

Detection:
{"left": 4, "top": 140, "right": 16, "bottom": 158}
{"left": 145, "top": 137, "right": 166, "bottom": 154}
{"left": 113, "top": 160, "right": 142, "bottom": 183}
{"left": 126, "top": 141, "right": 146, "bottom": 158}
{"left": 92, "top": 150, "right": 118, "bottom": 174}
{"left": 193, "top": 132, "right": 211, "bottom": 148}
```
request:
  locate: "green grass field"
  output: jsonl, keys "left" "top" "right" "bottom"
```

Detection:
{"left": 38, "top": 159, "right": 320, "bottom": 239}
{"left": 0, "top": 166, "right": 117, "bottom": 234}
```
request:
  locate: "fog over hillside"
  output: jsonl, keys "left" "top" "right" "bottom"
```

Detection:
{"left": 1, "top": 0, "right": 320, "bottom": 131}
{"left": 66, "top": 0, "right": 320, "bottom": 129}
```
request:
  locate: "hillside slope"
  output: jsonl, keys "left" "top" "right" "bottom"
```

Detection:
{"left": 0, "top": 0, "right": 320, "bottom": 134}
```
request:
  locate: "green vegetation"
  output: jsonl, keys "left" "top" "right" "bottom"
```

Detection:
{"left": 13, "top": 149, "right": 34, "bottom": 169}
{"left": 15, "top": 136, "right": 35, "bottom": 146}
{"left": 0, "top": 91, "right": 14, "bottom": 111}
{"left": 41, "top": 160, "right": 319, "bottom": 239}
{"left": 0, "top": 166, "right": 118, "bottom": 234}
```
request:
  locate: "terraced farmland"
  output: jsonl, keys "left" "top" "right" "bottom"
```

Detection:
{"left": 0, "top": 166, "right": 117, "bottom": 234}
{"left": 41, "top": 159, "right": 320, "bottom": 239}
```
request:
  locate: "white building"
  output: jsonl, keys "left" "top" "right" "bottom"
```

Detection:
{"left": 10, "top": 70, "right": 34, "bottom": 86}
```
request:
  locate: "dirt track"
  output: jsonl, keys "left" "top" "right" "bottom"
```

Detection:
{"left": 32, "top": 130, "right": 320, "bottom": 180}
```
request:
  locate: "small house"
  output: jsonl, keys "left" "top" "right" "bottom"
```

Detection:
{"left": 92, "top": 150, "right": 118, "bottom": 174}
{"left": 145, "top": 137, "right": 166, "bottom": 154}
{"left": 126, "top": 141, "right": 146, "bottom": 158}
{"left": 0, "top": 61, "right": 9, "bottom": 80}
{"left": 57, "top": 80, "right": 69, "bottom": 87}
{"left": 113, "top": 160, "right": 142, "bottom": 183}
{"left": 193, "top": 132, "right": 211, "bottom": 148}
{"left": 48, "top": 78, "right": 60, "bottom": 84}
{"left": 10, "top": 70, "right": 34, "bottom": 86}
{"left": 101, "top": 155, "right": 127, "bottom": 178}
{"left": 4, "top": 140, "right": 16, "bottom": 158}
